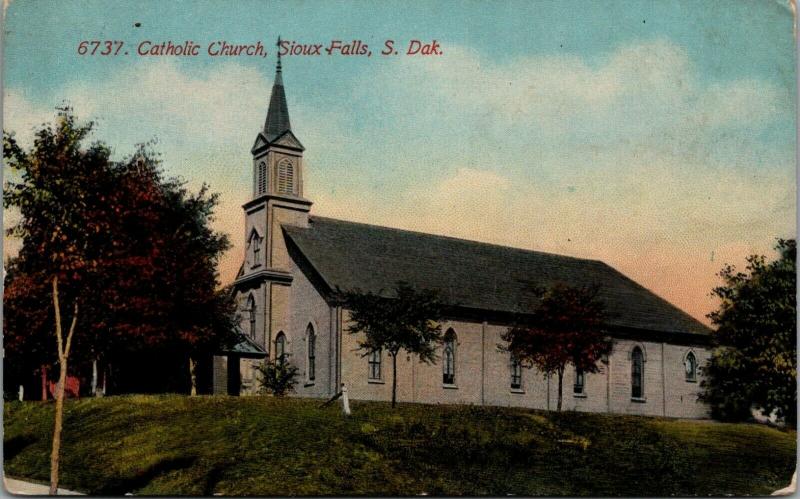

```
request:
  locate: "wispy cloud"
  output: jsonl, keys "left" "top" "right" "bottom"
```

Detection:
{"left": 3, "top": 38, "right": 794, "bottom": 323}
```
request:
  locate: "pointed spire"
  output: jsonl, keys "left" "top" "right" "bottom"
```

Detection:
{"left": 264, "top": 36, "right": 291, "bottom": 141}
{"left": 275, "top": 36, "right": 284, "bottom": 86}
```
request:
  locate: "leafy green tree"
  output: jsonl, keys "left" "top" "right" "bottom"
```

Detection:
{"left": 340, "top": 282, "right": 444, "bottom": 408}
{"left": 256, "top": 358, "right": 300, "bottom": 396}
{"left": 501, "top": 283, "right": 611, "bottom": 411}
{"left": 701, "top": 239, "right": 796, "bottom": 426}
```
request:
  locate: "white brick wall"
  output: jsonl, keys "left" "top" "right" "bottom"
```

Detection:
{"left": 340, "top": 316, "right": 711, "bottom": 418}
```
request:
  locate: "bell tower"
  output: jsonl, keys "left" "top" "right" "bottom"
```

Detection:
{"left": 241, "top": 40, "right": 311, "bottom": 276}
{"left": 233, "top": 41, "right": 312, "bottom": 361}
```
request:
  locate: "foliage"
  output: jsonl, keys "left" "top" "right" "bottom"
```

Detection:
{"left": 339, "top": 281, "right": 444, "bottom": 407}
{"left": 3, "top": 108, "right": 238, "bottom": 394}
{"left": 501, "top": 283, "right": 612, "bottom": 410}
{"left": 3, "top": 395, "right": 797, "bottom": 496}
{"left": 701, "top": 239, "right": 796, "bottom": 426}
{"left": 255, "top": 358, "right": 300, "bottom": 396}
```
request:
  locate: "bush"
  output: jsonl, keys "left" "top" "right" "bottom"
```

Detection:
{"left": 255, "top": 359, "right": 299, "bottom": 396}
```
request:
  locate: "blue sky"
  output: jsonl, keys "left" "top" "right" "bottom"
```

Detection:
{"left": 3, "top": 0, "right": 796, "bottom": 322}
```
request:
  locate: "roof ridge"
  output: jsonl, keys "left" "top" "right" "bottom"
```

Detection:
{"left": 306, "top": 215, "right": 605, "bottom": 265}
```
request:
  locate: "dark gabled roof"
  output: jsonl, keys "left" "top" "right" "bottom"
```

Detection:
{"left": 221, "top": 327, "right": 268, "bottom": 358}
{"left": 283, "top": 216, "right": 711, "bottom": 337}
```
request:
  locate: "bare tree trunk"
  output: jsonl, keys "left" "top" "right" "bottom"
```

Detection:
{"left": 189, "top": 356, "right": 197, "bottom": 396}
{"left": 49, "top": 276, "right": 78, "bottom": 496}
{"left": 391, "top": 352, "right": 398, "bottom": 409}
{"left": 91, "top": 358, "right": 98, "bottom": 397}
{"left": 557, "top": 367, "right": 564, "bottom": 412}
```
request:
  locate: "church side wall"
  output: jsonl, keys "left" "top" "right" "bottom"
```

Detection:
{"left": 281, "top": 253, "right": 333, "bottom": 399}
{"left": 663, "top": 344, "right": 711, "bottom": 418}
{"left": 339, "top": 315, "right": 710, "bottom": 418}
{"left": 482, "top": 323, "right": 550, "bottom": 410}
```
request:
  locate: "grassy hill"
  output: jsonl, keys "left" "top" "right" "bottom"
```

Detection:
{"left": 4, "top": 395, "right": 796, "bottom": 496}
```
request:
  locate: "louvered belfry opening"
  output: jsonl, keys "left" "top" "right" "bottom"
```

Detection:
{"left": 257, "top": 161, "right": 267, "bottom": 195}
{"left": 277, "top": 158, "right": 294, "bottom": 194}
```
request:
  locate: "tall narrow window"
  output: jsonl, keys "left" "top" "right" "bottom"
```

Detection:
{"left": 368, "top": 349, "right": 382, "bottom": 381}
{"left": 443, "top": 329, "right": 456, "bottom": 385}
{"left": 277, "top": 158, "right": 294, "bottom": 194}
{"left": 275, "top": 332, "right": 286, "bottom": 364}
{"left": 257, "top": 161, "right": 267, "bottom": 195}
{"left": 306, "top": 325, "right": 316, "bottom": 382}
{"left": 685, "top": 351, "right": 697, "bottom": 382}
{"left": 631, "top": 346, "right": 644, "bottom": 399}
{"left": 510, "top": 355, "right": 523, "bottom": 390}
{"left": 252, "top": 235, "right": 261, "bottom": 267}
{"left": 574, "top": 368, "right": 585, "bottom": 395}
{"left": 246, "top": 295, "right": 256, "bottom": 339}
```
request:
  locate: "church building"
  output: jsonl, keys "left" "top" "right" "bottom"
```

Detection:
{"left": 213, "top": 56, "right": 713, "bottom": 419}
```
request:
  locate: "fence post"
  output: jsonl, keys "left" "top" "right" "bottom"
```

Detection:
{"left": 341, "top": 383, "right": 351, "bottom": 416}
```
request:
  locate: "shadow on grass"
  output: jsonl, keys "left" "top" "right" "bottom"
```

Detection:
{"left": 94, "top": 455, "right": 198, "bottom": 495}
{"left": 4, "top": 435, "right": 37, "bottom": 461}
{"left": 202, "top": 464, "right": 228, "bottom": 496}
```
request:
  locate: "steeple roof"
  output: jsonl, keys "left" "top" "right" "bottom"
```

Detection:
{"left": 264, "top": 40, "right": 292, "bottom": 142}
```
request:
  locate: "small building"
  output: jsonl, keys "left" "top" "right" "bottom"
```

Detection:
{"left": 215, "top": 56, "right": 712, "bottom": 418}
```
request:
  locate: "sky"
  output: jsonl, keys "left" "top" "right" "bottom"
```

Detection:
{"left": 3, "top": 0, "right": 797, "bottom": 325}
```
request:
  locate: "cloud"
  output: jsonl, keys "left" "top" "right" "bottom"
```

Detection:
{"left": 3, "top": 59, "right": 351, "bottom": 284}
{"left": 3, "top": 38, "right": 794, "bottom": 324}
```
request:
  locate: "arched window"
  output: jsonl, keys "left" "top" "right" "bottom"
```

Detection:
{"left": 247, "top": 230, "right": 262, "bottom": 269}
{"left": 246, "top": 295, "right": 256, "bottom": 339}
{"left": 443, "top": 329, "right": 456, "bottom": 385}
{"left": 275, "top": 332, "right": 286, "bottom": 364}
{"left": 631, "top": 346, "right": 644, "bottom": 399}
{"left": 257, "top": 161, "right": 267, "bottom": 195}
{"left": 574, "top": 368, "right": 585, "bottom": 395}
{"left": 368, "top": 349, "right": 382, "bottom": 381}
{"left": 685, "top": 351, "right": 697, "bottom": 382}
{"left": 306, "top": 324, "right": 316, "bottom": 382}
{"left": 277, "top": 158, "right": 294, "bottom": 194}
{"left": 510, "top": 355, "right": 523, "bottom": 390}
{"left": 252, "top": 234, "right": 261, "bottom": 267}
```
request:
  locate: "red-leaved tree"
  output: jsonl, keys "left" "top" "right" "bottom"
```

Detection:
{"left": 4, "top": 108, "right": 237, "bottom": 491}
{"left": 501, "top": 283, "right": 612, "bottom": 411}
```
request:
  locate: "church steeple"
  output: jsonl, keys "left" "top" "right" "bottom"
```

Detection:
{"left": 264, "top": 38, "right": 292, "bottom": 141}
{"left": 250, "top": 41, "right": 306, "bottom": 200}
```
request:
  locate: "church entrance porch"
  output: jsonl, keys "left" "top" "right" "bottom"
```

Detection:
{"left": 214, "top": 333, "right": 267, "bottom": 396}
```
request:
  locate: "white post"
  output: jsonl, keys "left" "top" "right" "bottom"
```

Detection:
{"left": 18, "top": 385, "right": 24, "bottom": 401}
{"left": 91, "top": 359, "right": 98, "bottom": 396}
{"left": 341, "top": 383, "right": 351, "bottom": 416}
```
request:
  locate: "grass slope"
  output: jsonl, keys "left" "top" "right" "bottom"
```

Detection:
{"left": 4, "top": 395, "right": 796, "bottom": 496}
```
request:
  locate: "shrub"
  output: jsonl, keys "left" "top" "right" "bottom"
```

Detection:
{"left": 255, "top": 359, "right": 299, "bottom": 396}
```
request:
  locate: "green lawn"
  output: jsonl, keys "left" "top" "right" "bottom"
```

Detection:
{"left": 4, "top": 395, "right": 796, "bottom": 496}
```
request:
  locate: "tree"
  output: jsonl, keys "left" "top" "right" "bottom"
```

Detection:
{"left": 501, "top": 283, "right": 611, "bottom": 411}
{"left": 4, "top": 109, "right": 119, "bottom": 493}
{"left": 340, "top": 282, "right": 444, "bottom": 408}
{"left": 700, "top": 239, "right": 796, "bottom": 426}
{"left": 4, "top": 109, "right": 237, "bottom": 491}
{"left": 256, "top": 358, "right": 300, "bottom": 396}
{"left": 5, "top": 111, "right": 238, "bottom": 397}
